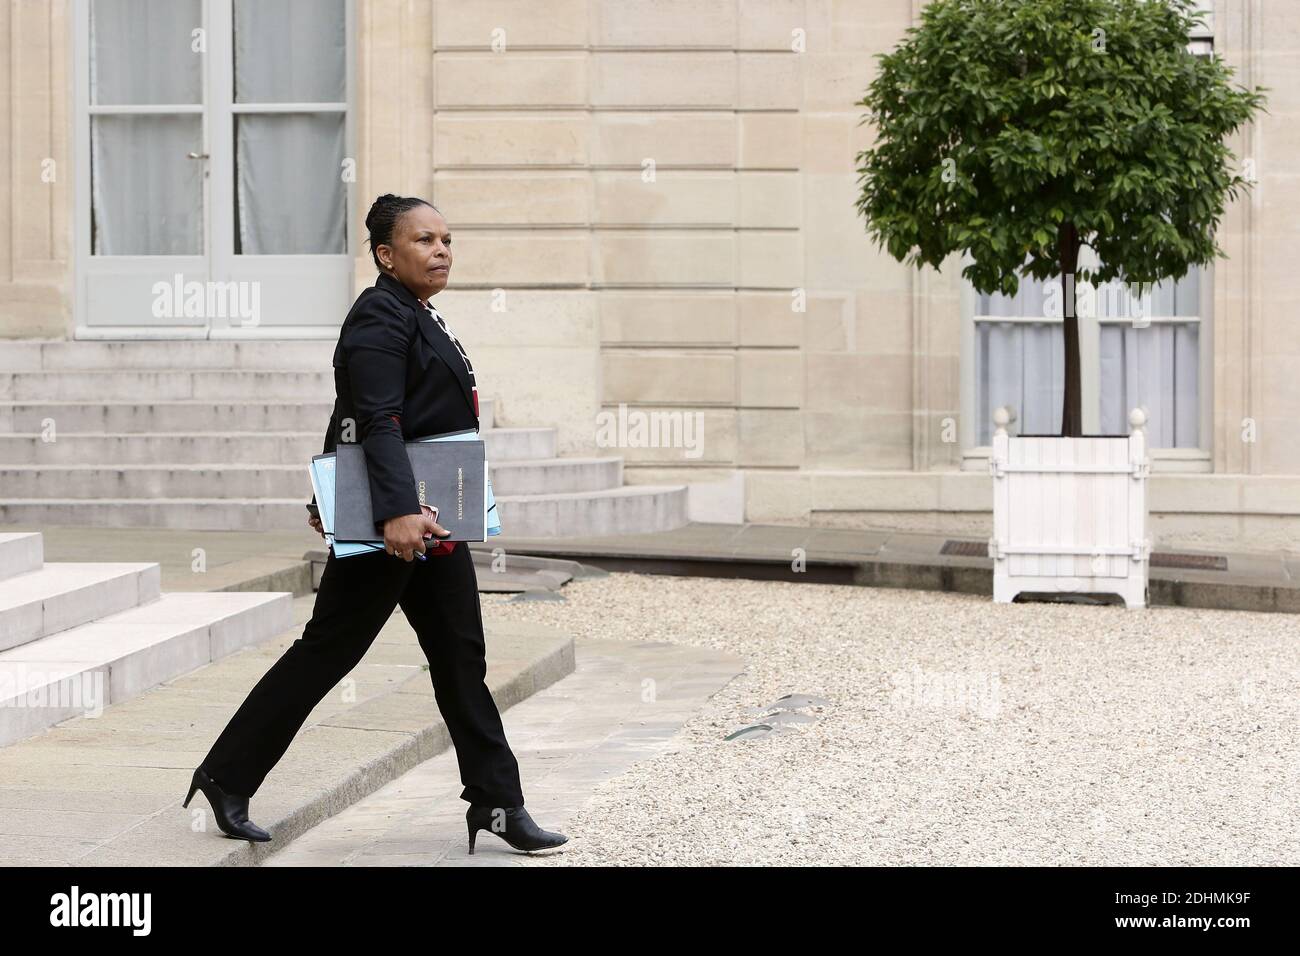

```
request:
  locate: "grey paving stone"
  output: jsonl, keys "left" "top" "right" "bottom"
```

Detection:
{"left": 263, "top": 637, "right": 743, "bottom": 867}
{"left": 0, "top": 590, "right": 575, "bottom": 867}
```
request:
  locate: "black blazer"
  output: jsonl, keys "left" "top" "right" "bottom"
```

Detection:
{"left": 313, "top": 271, "right": 479, "bottom": 532}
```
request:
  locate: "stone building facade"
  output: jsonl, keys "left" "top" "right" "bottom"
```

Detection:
{"left": 1, "top": 1, "right": 1295, "bottom": 549}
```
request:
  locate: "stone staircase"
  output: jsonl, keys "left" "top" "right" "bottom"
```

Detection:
{"left": 0, "top": 530, "right": 292, "bottom": 747}
{"left": 0, "top": 340, "right": 688, "bottom": 536}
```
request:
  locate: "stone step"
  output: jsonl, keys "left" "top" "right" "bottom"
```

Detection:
{"left": 0, "top": 485, "right": 689, "bottom": 536}
{"left": 0, "top": 426, "right": 556, "bottom": 464}
{"left": 0, "top": 455, "right": 622, "bottom": 498}
{"left": 0, "top": 464, "right": 316, "bottom": 500}
{"left": 0, "top": 369, "right": 342, "bottom": 401}
{"left": 0, "top": 533, "right": 44, "bottom": 584}
{"left": 0, "top": 499, "right": 325, "bottom": 532}
{"left": 0, "top": 338, "right": 337, "bottom": 370}
{"left": 0, "top": 562, "right": 161, "bottom": 653}
{"left": 0, "top": 589, "right": 293, "bottom": 747}
{"left": 0, "top": 342, "right": 679, "bottom": 539}
{"left": 494, "top": 484, "right": 689, "bottom": 536}
{"left": 0, "top": 397, "right": 496, "bottom": 432}
{"left": 488, "top": 457, "right": 623, "bottom": 495}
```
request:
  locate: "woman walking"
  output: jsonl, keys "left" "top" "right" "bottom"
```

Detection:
{"left": 185, "top": 194, "right": 567, "bottom": 856}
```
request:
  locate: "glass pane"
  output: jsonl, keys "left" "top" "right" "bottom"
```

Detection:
{"left": 973, "top": 259, "right": 1204, "bottom": 446}
{"left": 235, "top": 114, "right": 345, "bottom": 254}
{"left": 1100, "top": 272, "right": 1199, "bottom": 319}
{"left": 1099, "top": 323, "right": 1200, "bottom": 447}
{"left": 234, "top": 0, "right": 346, "bottom": 103}
{"left": 1190, "top": 0, "right": 1214, "bottom": 37}
{"left": 90, "top": 0, "right": 202, "bottom": 105}
{"left": 91, "top": 114, "right": 203, "bottom": 255}
{"left": 976, "top": 321, "right": 1064, "bottom": 443}
{"left": 1171, "top": 268, "right": 1200, "bottom": 316}
{"left": 976, "top": 275, "right": 1051, "bottom": 317}
{"left": 978, "top": 265, "right": 1201, "bottom": 319}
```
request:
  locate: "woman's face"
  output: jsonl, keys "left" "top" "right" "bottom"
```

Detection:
{"left": 380, "top": 204, "right": 452, "bottom": 302}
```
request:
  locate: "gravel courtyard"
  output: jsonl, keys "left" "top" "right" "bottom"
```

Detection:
{"left": 481, "top": 572, "right": 1300, "bottom": 866}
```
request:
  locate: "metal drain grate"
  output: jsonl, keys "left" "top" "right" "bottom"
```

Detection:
{"left": 940, "top": 540, "right": 989, "bottom": 558}
{"left": 939, "top": 540, "right": 1228, "bottom": 572}
{"left": 1150, "top": 552, "right": 1228, "bottom": 572}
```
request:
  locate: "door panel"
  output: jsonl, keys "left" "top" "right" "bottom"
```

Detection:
{"left": 233, "top": 112, "right": 346, "bottom": 256}
{"left": 89, "top": 0, "right": 203, "bottom": 105}
{"left": 77, "top": 0, "right": 208, "bottom": 330}
{"left": 91, "top": 114, "right": 205, "bottom": 256}
{"left": 210, "top": 0, "right": 352, "bottom": 334}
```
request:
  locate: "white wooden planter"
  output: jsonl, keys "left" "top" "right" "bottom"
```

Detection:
{"left": 989, "top": 406, "right": 1151, "bottom": 609}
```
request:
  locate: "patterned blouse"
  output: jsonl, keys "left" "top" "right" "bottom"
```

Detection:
{"left": 419, "top": 298, "right": 478, "bottom": 420}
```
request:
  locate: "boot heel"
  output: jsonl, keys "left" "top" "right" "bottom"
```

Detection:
{"left": 467, "top": 820, "right": 478, "bottom": 855}
{"left": 182, "top": 769, "right": 200, "bottom": 808}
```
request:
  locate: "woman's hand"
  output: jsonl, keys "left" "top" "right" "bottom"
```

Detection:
{"left": 383, "top": 508, "right": 449, "bottom": 561}
{"left": 308, "top": 514, "right": 325, "bottom": 537}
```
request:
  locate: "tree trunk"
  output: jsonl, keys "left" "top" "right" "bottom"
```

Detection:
{"left": 1058, "top": 221, "right": 1082, "bottom": 437}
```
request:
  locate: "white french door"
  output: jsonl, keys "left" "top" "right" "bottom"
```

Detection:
{"left": 73, "top": 0, "right": 355, "bottom": 337}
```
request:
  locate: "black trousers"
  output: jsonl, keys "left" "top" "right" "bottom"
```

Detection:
{"left": 200, "top": 540, "right": 525, "bottom": 808}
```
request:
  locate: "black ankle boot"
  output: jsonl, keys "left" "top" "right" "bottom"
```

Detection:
{"left": 466, "top": 804, "right": 567, "bottom": 854}
{"left": 183, "top": 767, "right": 272, "bottom": 843}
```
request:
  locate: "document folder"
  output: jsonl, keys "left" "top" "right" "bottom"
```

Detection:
{"left": 333, "top": 436, "right": 488, "bottom": 543}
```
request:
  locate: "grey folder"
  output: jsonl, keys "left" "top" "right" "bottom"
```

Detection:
{"left": 333, "top": 437, "right": 488, "bottom": 543}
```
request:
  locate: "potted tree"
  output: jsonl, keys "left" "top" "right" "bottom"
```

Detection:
{"left": 854, "top": 0, "right": 1264, "bottom": 607}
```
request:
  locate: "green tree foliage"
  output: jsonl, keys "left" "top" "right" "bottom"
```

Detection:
{"left": 854, "top": 0, "right": 1264, "bottom": 435}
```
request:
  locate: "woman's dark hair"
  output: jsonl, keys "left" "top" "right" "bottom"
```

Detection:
{"left": 364, "top": 193, "right": 441, "bottom": 271}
